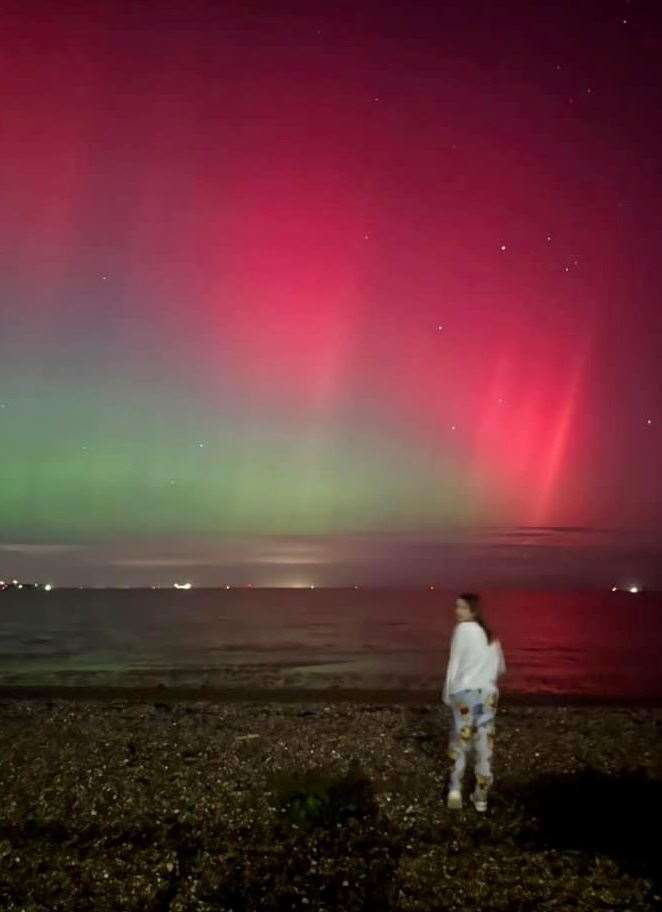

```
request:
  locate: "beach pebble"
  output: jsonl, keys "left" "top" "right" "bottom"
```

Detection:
{"left": 0, "top": 698, "right": 659, "bottom": 911}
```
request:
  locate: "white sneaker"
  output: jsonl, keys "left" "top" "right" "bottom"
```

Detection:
{"left": 447, "top": 789, "right": 462, "bottom": 809}
{"left": 470, "top": 790, "right": 487, "bottom": 812}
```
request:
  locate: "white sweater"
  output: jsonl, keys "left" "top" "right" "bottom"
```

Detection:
{"left": 442, "top": 620, "right": 506, "bottom": 705}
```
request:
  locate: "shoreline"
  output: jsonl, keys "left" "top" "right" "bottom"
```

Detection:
{"left": 1, "top": 684, "right": 661, "bottom": 706}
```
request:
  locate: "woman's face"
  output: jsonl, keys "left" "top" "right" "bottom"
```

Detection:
{"left": 455, "top": 598, "right": 474, "bottom": 622}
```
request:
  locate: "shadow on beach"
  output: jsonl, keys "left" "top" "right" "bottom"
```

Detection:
{"left": 512, "top": 767, "right": 662, "bottom": 889}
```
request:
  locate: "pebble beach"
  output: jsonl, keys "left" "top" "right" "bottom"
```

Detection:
{"left": 1, "top": 692, "right": 661, "bottom": 911}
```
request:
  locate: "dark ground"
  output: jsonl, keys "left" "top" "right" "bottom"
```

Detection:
{"left": 0, "top": 689, "right": 661, "bottom": 911}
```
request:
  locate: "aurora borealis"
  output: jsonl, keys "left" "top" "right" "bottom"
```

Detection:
{"left": 1, "top": 0, "right": 661, "bottom": 587}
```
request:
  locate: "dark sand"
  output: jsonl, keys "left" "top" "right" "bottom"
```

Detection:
{"left": 1, "top": 688, "right": 661, "bottom": 911}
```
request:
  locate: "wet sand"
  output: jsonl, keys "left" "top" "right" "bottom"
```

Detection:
{"left": 0, "top": 692, "right": 661, "bottom": 911}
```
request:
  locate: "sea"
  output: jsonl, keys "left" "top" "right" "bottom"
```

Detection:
{"left": 0, "top": 588, "right": 660, "bottom": 701}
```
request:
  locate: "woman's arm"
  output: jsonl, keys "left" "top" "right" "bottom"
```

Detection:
{"left": 442, "top": 625, "right": 464, "bottom": 705}
{"left": 495, "top": 639, "right": 506, "bottom": 677}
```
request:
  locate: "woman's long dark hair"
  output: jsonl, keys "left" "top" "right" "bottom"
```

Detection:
{"left": 458, "top": 592, "right": 495, "bottom": 644}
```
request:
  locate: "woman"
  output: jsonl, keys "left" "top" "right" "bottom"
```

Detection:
{"left": 442, "top": 592, "right": 506, "bottom": 812}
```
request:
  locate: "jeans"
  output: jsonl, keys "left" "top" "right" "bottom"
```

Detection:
{"left": 447, "top": 687, "right": 498, "bottom": 799}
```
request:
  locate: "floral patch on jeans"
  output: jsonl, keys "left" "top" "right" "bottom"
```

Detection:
{"left": 447, "top": 688, "right": 498, "bottom": 797}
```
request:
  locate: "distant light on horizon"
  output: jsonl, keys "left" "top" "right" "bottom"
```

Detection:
{"left": 174, "top": 582, "right": 192, "bottom": 590}
{"left": 629, "top": 585, "right": 640, "bottom": 594}
{"left": 44, "top": 583, "right": 53, "bottom": 591}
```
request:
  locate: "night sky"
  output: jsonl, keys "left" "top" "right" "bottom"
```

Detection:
{"left": 1, "top": 0, "right": 661, "bottom": 588}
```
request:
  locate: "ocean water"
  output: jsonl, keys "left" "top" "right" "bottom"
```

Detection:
{"left": 0, "top": 588, "right": 660, "bottom": 699}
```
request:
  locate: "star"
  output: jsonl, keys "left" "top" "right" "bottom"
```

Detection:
{"left": 546, "top": 235, "right": 552, "bottom": 242}
{"left": 198, "top": 442, "right": 205, "bottom": 448}
{"left": 646, "top": 417, "right": 653, "bottom": 425}
{"left": 436, "top": 324, "right": 444, "bottom": 332}
{"left": 363, "top": 233, "right": 370, "bottom": 240}
{"left": 499, "top": 244, "right": 507, "bottom": 252}
{"left": 450, "top": 424, "right": 456, "bottom": 431}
